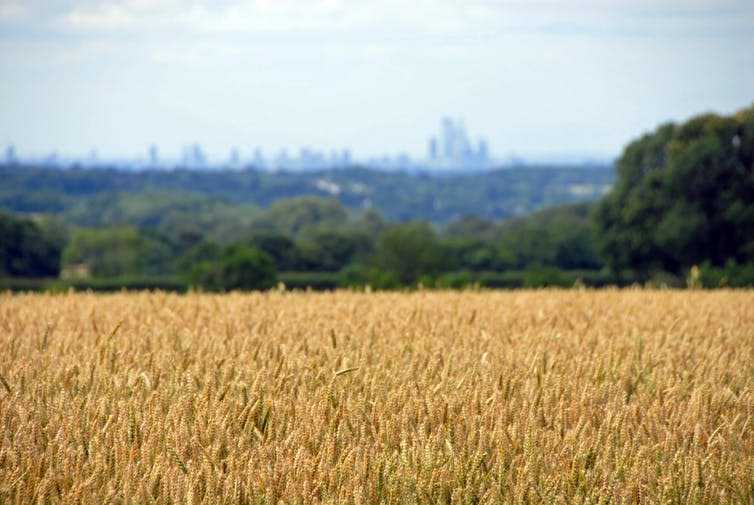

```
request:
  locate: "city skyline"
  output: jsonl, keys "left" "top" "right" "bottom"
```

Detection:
{"left": 1, "top": 1, "right": 752, "bottom": 160}
{"left": 3, "top": 115, "right": 613, "bottom": 171}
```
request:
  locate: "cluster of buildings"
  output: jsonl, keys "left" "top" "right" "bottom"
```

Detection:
{"left": 177, "top": 143, "right": 354, "bottom": 171}
{"left": 427, "top": 117, "right": 490, "bottom": 170}
{"left": 2, "top": 118, "right": 494, "bottom": 172}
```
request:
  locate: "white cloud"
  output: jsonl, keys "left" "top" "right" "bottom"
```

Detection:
{"left": 3, "top": 0, "right": 750, "bottom": 68}
{"left": 53, "top": 0, "right": 508, "bottom": 34}
{"left": 2, "top": 0, "right": 752, "bottom": 158}
{"left": 0, "top": 0, "right": 739, "bottom": 72}
{"left": 0, "top": 1, "right": 28, "bottom": 21}
{"left": 42, "top": 0, "right": 752, "bottom": 43}
{"left": 64, "top": 4, "right": 136, "bottom": 30}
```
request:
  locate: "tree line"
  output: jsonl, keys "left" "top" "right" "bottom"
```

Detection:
{"left": 0, "top": 163, "right": 613, "bottom": 223}
{"left": 0, "top": 198, "right": 607, "bottom": 290}
{"left": 1, "top": 103, "right": 753, "bottom": 290}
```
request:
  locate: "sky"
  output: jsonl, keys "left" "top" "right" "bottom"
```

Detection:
{"left": 0, "top": 0, "right": 753, "bottom": 163}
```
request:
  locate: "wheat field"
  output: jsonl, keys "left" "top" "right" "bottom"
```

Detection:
{"left": 0, "top": 289, "right": 752, "bottom": 504}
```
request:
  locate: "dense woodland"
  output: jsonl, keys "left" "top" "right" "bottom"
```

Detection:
{"left": 0, "top": 164, "right": 612, "bottom": 223}
{"left": 1, "top": 104, "right": 753, "bottom": 290}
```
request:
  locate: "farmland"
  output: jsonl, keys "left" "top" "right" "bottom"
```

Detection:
{"left": 1, "top": 290, "right": 753, "bottom": 504}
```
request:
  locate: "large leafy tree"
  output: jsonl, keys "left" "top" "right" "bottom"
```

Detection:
{"left": 245, "top": 232, "right": 301, "bottom": 271}
{"left": 62, "top": 227, "right": 176, "bottom": 277}
{"left": 297, "top": 228, "right": 374, "bottom": 272}
{"left": 63, "top": 227, "right": 148, "bottom": 277}
{"left": 378, "top": 221, "right": 448, "bottom": 284}
{"left": 250, "top": 196, "right": 348, "bottom": 237}
{"left": 0, "top": 212, "right": 65, "bottom": 277}
{"left": 595, "top": 104, "right": 754, "bottom": 276}
{"left": 217, "top": 244, "right": 277, "bottom": 291}
{"left": 495, "top": 202, "right": 602, "bottom": 270}
{"left": 181, "top": 243, "right": 277, "bottom": 291}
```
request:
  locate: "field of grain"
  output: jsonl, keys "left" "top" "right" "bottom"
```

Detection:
{"left": 0, "top": 289, "right": 753, "bottom": 504}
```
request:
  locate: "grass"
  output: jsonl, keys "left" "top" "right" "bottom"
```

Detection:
{"left": 0, "top": 289, "right": 752, "bottom": 504}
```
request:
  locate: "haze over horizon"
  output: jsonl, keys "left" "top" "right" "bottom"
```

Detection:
{"left": 1, "top": 0, "right": 752, "bottom": 162}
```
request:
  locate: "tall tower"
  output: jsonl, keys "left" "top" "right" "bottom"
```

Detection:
{"left": 148, "top": 145, "right": 159, "bottom": 167}
{"left": 253, "top": 148, "right": 265, "bottom": 169}
{"left": 477, "top": 140, "right": 489, "bottom": 166}
{"left": 442, "top": 117, "right": 455, "bottom": 159}
{"left": 5, "top": 145, "right": 17, "bottom": 165}
{"left": 229, "top": 147, "right": 240, "bottom": 167}
{"left": 428, "top": 137, "right": 438, "bottom": 161}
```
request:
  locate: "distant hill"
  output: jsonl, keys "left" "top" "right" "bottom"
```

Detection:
{"left": 0, "top": 164, "right": 613, "bottom": 223}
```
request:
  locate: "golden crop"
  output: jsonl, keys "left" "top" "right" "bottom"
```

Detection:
{"left": 1, "top": 290, "right": 752, "bottom": 504}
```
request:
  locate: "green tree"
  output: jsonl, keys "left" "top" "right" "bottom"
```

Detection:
{"left": 251, "top": 196, "right": 348, "bottom": 237}
{"left": 62, "top": 227, "right": 147, "bottom": 277}
{"left": 62, "top": 227, "right": 177, "bottom": 278}
{"left": 297, "top": 228, "right": 374, "bottom": 272}
{"left": 352, "top": 208, "right": 386, "bottom": 237}
{"left": 493, "top": 203, "right": 601, "bottom": 270}
{"left": 595, "top": 104, "right": 754, "bottom": 276}
{"left": 217, "top": 244, "right": 277, "bottom": 290}
{"left": 378, "top": 221, "right": 448, "bottom": 284}
{"left": 443, "top": 215, "right": 495, "bottom": 241}
{"left": 183, "top": 243, "right": 277, "bottom": 291}
{"left": 245, "top": 232, "right": 301, "bottom": 271}
{"left": 0, "top": 212, "right": 65, "bottom": 277}
{"left": 176, "top": 241, "right": 222, "bottom": 285}
{"left": 440, "top": 239, "right": 513, "bottom": 271}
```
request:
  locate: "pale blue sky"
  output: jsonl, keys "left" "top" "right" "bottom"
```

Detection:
{"left": 1, "top": 0, "right": 752, "bottom": 162}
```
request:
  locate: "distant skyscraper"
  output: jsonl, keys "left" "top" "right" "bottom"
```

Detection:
{"left": 5, "top": 145, "right": 16, "bottom": 165}
{"left": 442, "top": 117, "right": 456, "bottom": 159}
{"left": 396, "top": 152, "right": 411, "bottom": 168}
{"left": 428, "top": 137, "right": 438, "bottom": 161}
{"left": 426, "top": 118, "right": 491, "bottom": 169}
{"left": 477, "top": 140, "right": 489, "bottom": 164}
{"left": 148, "top": 145, "right": 159, "bottom": 166}
{"left": 253, "top": 148, "right": 265, "bottom": 169}
{"left": 229, "top": 147, "right": 240, "bottom": 166}
{"left": 182, "top": 143, "right": 206, "bottom": 168}
{"left": 275, "top": 149, "right": 290, "bottom": 169}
